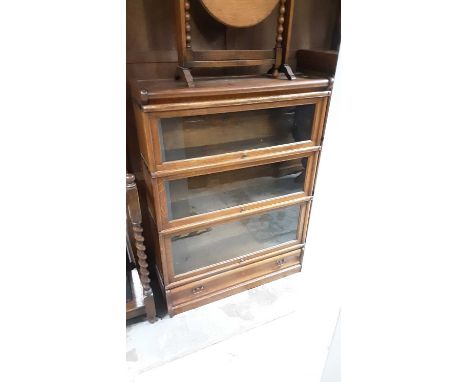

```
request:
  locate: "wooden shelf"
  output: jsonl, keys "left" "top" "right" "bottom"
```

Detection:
{"left": 131, "top": 75, "right": 331, "bottom": 106}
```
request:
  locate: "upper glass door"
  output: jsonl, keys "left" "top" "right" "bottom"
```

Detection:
{"left": 158, "top": 104, "right": 316, "bottom": 162}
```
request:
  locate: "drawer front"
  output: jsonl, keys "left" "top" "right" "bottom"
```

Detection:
{"left": 164, "top": 157, "right": 309, "bottom": 221}
{"left": 169, "top": 204, "right": 302, "bottom": 276}
{"left": 169, "top": 249, "right": 302, "bottom": 307}
{"left": 157, "top": 104, "right": 316, "bottom": 162}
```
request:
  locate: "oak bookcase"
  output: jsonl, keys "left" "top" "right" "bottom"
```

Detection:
{"left": 131, "top": 74, "right": 332, "bottom": 315}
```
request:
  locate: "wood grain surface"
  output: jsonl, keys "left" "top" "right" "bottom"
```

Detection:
{"left": 200, "top": 0, "right": 280, "bottom": 28}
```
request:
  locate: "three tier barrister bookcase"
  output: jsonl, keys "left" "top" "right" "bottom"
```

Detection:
{"left": 131, "top": 74, "right": 332, "bottom": 316}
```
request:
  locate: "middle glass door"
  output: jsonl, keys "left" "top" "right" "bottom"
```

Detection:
{"left": 164, "top": 157, "right": 308, "bottom": 221}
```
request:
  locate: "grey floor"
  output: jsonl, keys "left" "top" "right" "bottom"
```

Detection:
{"left": 321, "top": 313, "right": 341, "bottom": 382}
{"left": 126, "top": 259, "right": 340, "bottom": 382}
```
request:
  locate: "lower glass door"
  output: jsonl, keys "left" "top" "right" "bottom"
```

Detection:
{"left": 170, "top": 204, "right": 301, "bottom": 276}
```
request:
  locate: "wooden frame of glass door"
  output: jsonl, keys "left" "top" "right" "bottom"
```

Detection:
{"left": 135, "top": 91, "right": 330, "bottom": 174}
{"left": 159, "top": 151, "right": 319, "bottom": 228}
{"left": 162, "top": 199, "right": 312, "bottom": 288}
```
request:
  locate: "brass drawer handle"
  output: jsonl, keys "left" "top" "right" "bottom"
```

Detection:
{"left": 276, "top": 258, "right": 285, "bottom": 266}
{"left": 192, "top": 285, "right": 204, "bottom": 295}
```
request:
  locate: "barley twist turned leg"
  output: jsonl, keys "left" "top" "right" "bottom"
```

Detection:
{"left": 132, "top": 224, "right": 156, "bottom": 323}
{"left": 127, "top": 173, "right": 157, "bottom": 323}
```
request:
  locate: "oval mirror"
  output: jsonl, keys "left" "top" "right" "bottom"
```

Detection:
{"left": 200, "top": 0, "right": 280, "bottom": 28}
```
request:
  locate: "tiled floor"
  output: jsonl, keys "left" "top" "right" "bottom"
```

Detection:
{"left": 127, "top": 256, "right": 340, "bottom": 382}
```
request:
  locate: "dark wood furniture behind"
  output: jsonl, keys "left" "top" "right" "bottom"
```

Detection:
{"left": 131, "top": 73, "right": 332, "bottom": 316}
{"left": 127, "top": 173, "right": 157, "bottom": 323}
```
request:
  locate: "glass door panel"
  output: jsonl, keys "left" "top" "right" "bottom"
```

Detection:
{"left": 171, "top": 204, "right": 301, "bottom": 275}
{"left": 158, "top": 104, "right": 315, "bottom": 162}
{"left": 165, "top": 158, "right": 308, "bottom": 220}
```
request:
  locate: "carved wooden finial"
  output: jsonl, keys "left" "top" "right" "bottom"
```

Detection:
{"left": 139, "top": 89, "right": 149, "bottom": 105}
{"left": 126, "top": 173, "right": 136, "bottom": 188}
{"left": 185, "top": 0, "right": 191, "bottom": 48}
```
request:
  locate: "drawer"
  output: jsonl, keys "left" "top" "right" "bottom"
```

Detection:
{"left": 168, "top": 249, "right": 302, "bottom": 307}
{"left": 157, "top": 104, "right": 317, "bottom": 162}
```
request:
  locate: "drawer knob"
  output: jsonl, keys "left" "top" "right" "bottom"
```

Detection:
{"left": 276, "top": 258, "right": 285, "bottom": 266}
{"left": 192, "top": 285, "right": 204, "bottom": 294}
